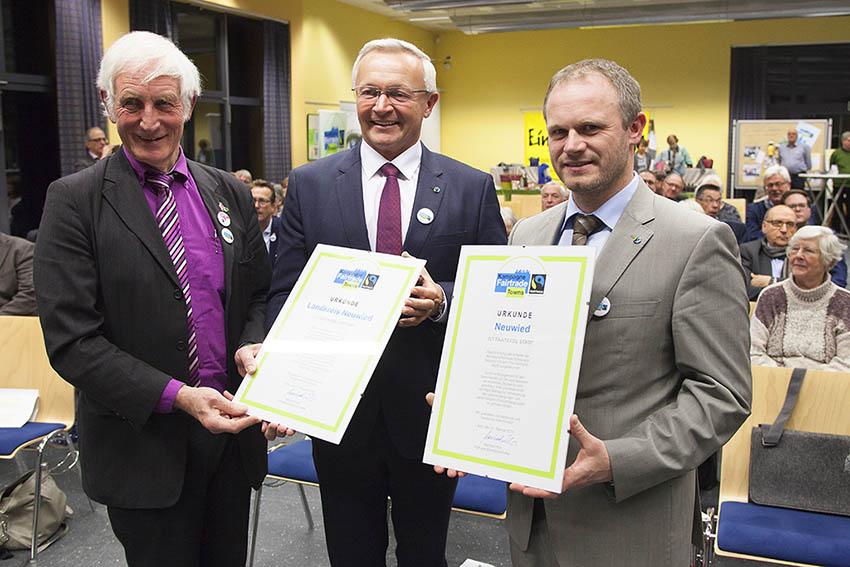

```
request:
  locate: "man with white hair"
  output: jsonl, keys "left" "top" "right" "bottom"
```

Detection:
{"left": 263, "top": 37, "right": 505, "bottom": 566}
{"left": 541, "top": 180, "right": 568, "bottom": 210}
{"left": 745, "top": 164, "right": 792, "bottom": 242}
{"left": 34, "top": 31, "right": 270, "bottom": 566}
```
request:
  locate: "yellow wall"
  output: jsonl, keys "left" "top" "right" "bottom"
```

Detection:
{"left": 96, "top": 3, "right": 850, "bottom": 180}
{"left": 434, "top": 16, "right": 850, "bottom": 182}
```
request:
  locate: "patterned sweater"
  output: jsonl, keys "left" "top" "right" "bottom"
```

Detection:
{"left": 750, "top": 276, "right": 850, "bottom": 370}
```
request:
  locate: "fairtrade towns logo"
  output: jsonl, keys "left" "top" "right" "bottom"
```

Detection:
{"left": 333, "top": 268, "right": 380, "bottom": 290}
{"left": 494, "top": 269, "right": 546, "bottom": 297}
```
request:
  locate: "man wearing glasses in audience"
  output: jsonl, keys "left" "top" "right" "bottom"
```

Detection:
{"left": 250, "top": 179, "right": 283, "bottom": 265}
{"left": 744, "top": 164, "right": 792, "bottom": 242}
{"left": 740, "top": 204, "right": 798, "bottom": 300}
{"left": 262, "top": 38, "right": 505, "bottom": 566}
{"left": 72, "top": 126, "right": 109, "bottom": 172}
{"left": 782, "top": 189, "right": 847, "bottom": 287}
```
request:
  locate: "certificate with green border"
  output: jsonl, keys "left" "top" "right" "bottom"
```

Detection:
{"left": 234, "top": 244, "right": 425, "bottom": 444}
{"left": 424, "top": 245, "right": 595, "bottom": 492}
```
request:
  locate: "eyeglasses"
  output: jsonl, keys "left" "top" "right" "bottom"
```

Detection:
{"left": 89, "top": 137, "right": 108, "bottom": 143}
{"left": 697, "top": 197, "right": 722, "bottom": 204}
{"left": 765, "top": 181, "right": 789, "bottom": 190}
{"left": 253, "top": 197, "right": 272, "bottom": 205}
{"left": 764, "top": 220, "right": 796, "bottom": 229}
{"left": 788, "top": 245, "right": 819, "bottom": 257}
{"left": 352, "top": 86, "right": 429, "bottom": 104}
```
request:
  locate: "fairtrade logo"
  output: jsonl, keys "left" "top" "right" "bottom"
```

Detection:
{"left": 361, "top": 273, "right": 380, "bottom": 290}
{"left": 529, "top": 274, "right": 546, "bottom": 294}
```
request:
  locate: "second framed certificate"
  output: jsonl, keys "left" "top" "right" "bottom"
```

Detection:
{"left": 424, "top": 245, "right": 595, "bottom": 492}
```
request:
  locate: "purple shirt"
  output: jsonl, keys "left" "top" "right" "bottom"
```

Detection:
{"left": 124, "top": 148, "right": 227, "bottom": 412}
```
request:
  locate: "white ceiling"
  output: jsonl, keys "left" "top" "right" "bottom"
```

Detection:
{"left": 337, "top": 0, "right": 850, "bottom": 34}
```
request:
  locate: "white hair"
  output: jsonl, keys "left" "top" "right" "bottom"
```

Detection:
{"left": 762, "top": 164, "right": 791, "bottom": 184}
{"left": 678, "top": 198, "right": 706, "bottom": 215}
{"left": 351, "top": 38, "right": 437, "bottom": 93}
{"left": 97, "top": 31, "right": 201, "bottom": 122}
{"left": 789, "top": 225, "right": 846, "bottom": 270}
{"left": 500, "top": 206, "right": 518, "bottom": 227}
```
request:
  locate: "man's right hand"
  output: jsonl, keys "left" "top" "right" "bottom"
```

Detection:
{"left": 262, "top": 422, "right": 297, "bottom": 440}
{"left": 174, "top": 386, "right": 261, "bottom": 434}
{"left": 751, "top": 273, "right": 772, "bottom": 288}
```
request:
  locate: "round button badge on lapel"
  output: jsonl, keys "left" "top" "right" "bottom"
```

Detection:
{"left": 221, "top": 228, "right": 234, "bottom": 244}
{"left": 594, "top": 296, "right": 611, "bottom": 317}
{"left": 417, "top": 207, "right": 435, "bottom": 225}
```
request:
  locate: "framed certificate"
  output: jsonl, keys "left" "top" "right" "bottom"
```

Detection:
{"left": 234, "top": 244, "right": 425, "bottom": 444}
{"left": 424, "top": 246, "right": 595, "bottom": 492}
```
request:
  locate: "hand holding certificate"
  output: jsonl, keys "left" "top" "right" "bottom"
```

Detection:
{"left": 424, "top": 245, "right": 595, "bottom": 493}
{"left": 234, "top": 244, "right": 425, "bottom": 444}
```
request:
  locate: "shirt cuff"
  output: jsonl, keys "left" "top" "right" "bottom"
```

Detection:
{"left": 428, "top": 284, "right": 448, "bottom": 323}
{"left": 154, "top": 379, "right": 186, "bottom": 414}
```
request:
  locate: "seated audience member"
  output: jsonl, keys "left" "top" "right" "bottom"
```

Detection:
{"left": 540, "top": 180, "right": 568, "bottom": 210}
{"left": 500, "top": 206, "right": 518, "bottom": 237}
{"left": 661, "top": 172, "right": 685, "bottom": 201}
{"left": 697, "top": 173, "right": 742, "bottom": 222}
{"left": 0, "top": 232, "right": 37, "bottom": 315}
{"left": 782, "top": 189, "right": 847, "bottom": 287}
{"left": 740, "top": 204, "right": 797, "bottom": 300}
{"left": 830, "top": 131, "right": 850, "bottom": 174}
{"left": 638, "top": 169, "right": 658, "bottom": 193}
{"left": 751, "top": 225, "right": 850, "bottom": 370}
{"left": 745, "top": 164, "right": 791, "bottom": 242}
{"left": 633, "top": 138, "right": 651, "bottom": 172}
{"left": 695, "top": 175, "right": 745, "bottom": 241}
{"left": 233, "top": 169, "right": 252, "bottom": 184}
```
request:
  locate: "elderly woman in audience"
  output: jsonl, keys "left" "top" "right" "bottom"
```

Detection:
{"left": 500, "top": 206, "right": 518, "bottom": 237}
{"left": 751, "top": 225, "right": 850, "bottom": 370}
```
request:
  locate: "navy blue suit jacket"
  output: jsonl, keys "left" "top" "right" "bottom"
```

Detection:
{"left": 267, "top": 143, "right": 506, "bottom": 457}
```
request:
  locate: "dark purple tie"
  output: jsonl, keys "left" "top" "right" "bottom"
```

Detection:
{"left": 146, "top": 170, "right": 200, "bottom": 386}
{"left": 376, "top": 163, "right": 402, "bottom": 255}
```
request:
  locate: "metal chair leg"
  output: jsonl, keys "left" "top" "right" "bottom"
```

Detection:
{"left": 247, "top": 485, "right": 263, "bottom": 567}
{"left": 296, "top": 484, "right": 313, "bottom": 530}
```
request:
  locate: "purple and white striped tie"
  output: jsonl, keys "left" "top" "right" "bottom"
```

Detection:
{"left": 146, "top": 170, "right": 200, "bottom": 386}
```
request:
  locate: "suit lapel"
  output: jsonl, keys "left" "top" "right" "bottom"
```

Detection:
{"left": 102, "top": 151, "right": 179, "bottom": 287}
{"left": 334, "top": 147, "right": 370, "bottom": 250}
{"left": 403, "top": 145, "right": 444, "bottom": 257}
{"left": 587, "top": 184, "right": 656, "bottom": 320}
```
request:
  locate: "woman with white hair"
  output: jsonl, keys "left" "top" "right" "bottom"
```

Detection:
{"left": 751, "top": 225, "right": 850, "bottom": 370}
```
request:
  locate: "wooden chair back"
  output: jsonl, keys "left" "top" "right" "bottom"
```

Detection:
{"left": 0, "top": 316, "right": 74, "bottom": 428}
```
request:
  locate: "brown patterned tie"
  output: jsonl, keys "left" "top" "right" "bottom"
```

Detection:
{"left": 571, "top": 214, "right": 603, "bottom": 245}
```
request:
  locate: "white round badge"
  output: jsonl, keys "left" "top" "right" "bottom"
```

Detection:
{"left": 217, "top": 211, "right": 231, "bottom": 227}
{"left": 594, "top": 296, "right": 611, "bottom": 318}
{"left": 270, "top": 233, "right": 277, "bottom": 242}
{"left": 221, "top": 228, "right": 234, "bottom": 244}
{"left": 417, "top": 208, "right": 435, "bottom": 225}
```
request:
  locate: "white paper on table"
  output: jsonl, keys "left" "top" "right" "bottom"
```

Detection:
{"left": 0, "top": 388, "right": 39, "bottom": 427}
{"left": 424, "top": 245, "right": 595, "bottom": 493}
{"left": 234, "top": 244, "right": 425, "bottom": 444}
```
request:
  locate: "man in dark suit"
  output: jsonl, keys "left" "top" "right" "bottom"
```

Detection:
{"left": 744, "top": 165, "right": 792, "bottom": 242}
{"left": 0, "top": 232, "right": 37, "bottom": 315}
{"left": 33, "top": 31, "right": 269, "bottom": 567}
{"left": 250, "top": 179, "right": 284, "bottom": 265}
{"left": 740, "top": 204, "right": 797, "bottom": 300}
{"left": 263, "top": 38, "right": 506, "bottom": 566}
{"left": 72, "top": 126, "right": 109, "bottom": 172}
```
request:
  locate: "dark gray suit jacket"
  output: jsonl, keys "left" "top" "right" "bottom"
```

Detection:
{"left": 739, "top": 239, "right": 776, "bottom": 301}
{"left": 34, "top": 150, "right": 271, "bottom": 508}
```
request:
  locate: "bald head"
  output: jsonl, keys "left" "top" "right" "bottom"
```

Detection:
{"left": 763, "top": 204, "right": 797, "bottom": 247}
{"left": 662, "top": 173, "right": 684, "bottom": 200}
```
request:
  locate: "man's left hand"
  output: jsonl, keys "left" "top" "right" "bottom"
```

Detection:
{"left": 509, "top": 415, "right": 612, "bottom": 498}
{"left": 398, "top": 252, "right": 444, "bottom": 328}
{"left": 235, "top": 343, "right": 262, "bottom": 377}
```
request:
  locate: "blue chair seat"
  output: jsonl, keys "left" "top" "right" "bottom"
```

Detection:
{"left": 0, "top": 422, "right": 66, "bottom": 456}
{"left": 717, "top": 501, "right": 850, "bottom": 567}
{"left": 267, "top": 439, "right": 319, "bottom": 484}
{"left": 453, "top": 474, "right": 506, "bottom": 516}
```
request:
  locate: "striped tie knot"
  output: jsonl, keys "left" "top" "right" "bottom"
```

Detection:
{"left": 145, "top": 170, "right": 175, "bottom": 195}
{"left": 571, "top": 214, "right": 603, "bottom": 246}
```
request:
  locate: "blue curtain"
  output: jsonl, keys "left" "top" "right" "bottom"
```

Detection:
{"left": 263, "top": 20, "right": 292, "bottom": 183}
{"left": 129, "top": 0, "right": 173, "bottom": 38}
{"left": 55, "top": 0, "right": 105, "bottom": 177}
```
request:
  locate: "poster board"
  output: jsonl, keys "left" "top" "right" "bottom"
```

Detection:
{"left": 732, "top": 119, "right": 832, "bottom": 193}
